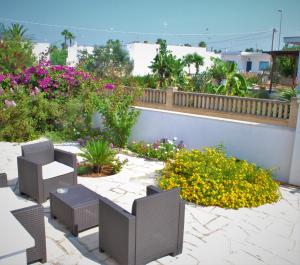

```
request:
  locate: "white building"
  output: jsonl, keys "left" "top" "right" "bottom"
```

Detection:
{"left": 127, "top": 42, "right": 220, "bottom": 76}
{"left": 66, "top": 43, "right": 94, "bottom": 66}
{"left": 32, "top": 42, "right": 50, "bottom": 61}
{"left": 32, "top": 43, "right": 94, "bottom": 66}
{"left": 221, "top": 51, "right": 271, "bottom": 73}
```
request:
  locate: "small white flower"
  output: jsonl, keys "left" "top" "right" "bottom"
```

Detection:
{"left": 147, "top": 144, "right": 150, "bottom": 147}
{"left": 173, "top": 137, "right": 178, "bottom": 141}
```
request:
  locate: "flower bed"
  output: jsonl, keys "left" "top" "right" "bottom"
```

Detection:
{"left": 128, "top": 138, "right": 185, "bottom": 161}
{"left": 158, "top": 147, "right": 280, "bottom": 208}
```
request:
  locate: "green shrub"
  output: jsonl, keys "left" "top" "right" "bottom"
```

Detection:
{"left": 93, "top": 86, "right": 140, "bottom": 148}
{"left": 278, "top": 87, "right": 298, "bottom": 101}
{"left": 159, "top": 147, "right": 280, "bottom": 209}
{"left": 80, "top": 140, "right": 116, "bottom": 173}
{"left": 56, "top": 97, "right": 93, "bottom": 140}
{"left": 0, "top": 39, "right": 35, "bottom": 74}
{"left": 129, "top": 138, "right": 185, "bottom": 161}
{"left": 50, "top": 46, "right": 68, "bottom": 66}
{"left": 0, "top": 87, "right": 63, "bottom": 142}
{"left": 0, "top": 94, "right": 36, "bottom": 141}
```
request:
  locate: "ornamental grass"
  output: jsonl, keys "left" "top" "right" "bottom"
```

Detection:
{"left": 158, "top": 147, "right": 280, "bottom": 209}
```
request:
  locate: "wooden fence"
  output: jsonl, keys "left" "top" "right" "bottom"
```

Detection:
{"left": 133, "top": 88, "right": 299, "bottom": 128}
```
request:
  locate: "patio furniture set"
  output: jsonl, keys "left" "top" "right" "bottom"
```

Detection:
{"left": 0, "top": 141, "right": 185, "bottom": 265}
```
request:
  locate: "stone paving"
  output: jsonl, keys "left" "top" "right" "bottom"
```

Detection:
{"left": 1, "top": 141, "right": 300, "bottom": 265}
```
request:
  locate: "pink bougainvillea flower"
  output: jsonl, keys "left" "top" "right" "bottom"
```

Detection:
{"left": 0, "top": 74, "right": 5, "bottom": 83}
{"left": 5, "top": 99, "right": 16, "bottom": 107}
{"left": 104, "top": 83, "right": 115, "bottom": 90}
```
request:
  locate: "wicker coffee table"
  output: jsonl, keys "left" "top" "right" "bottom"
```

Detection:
{"left": 50, "top": 184, "right": 101, "bottom": 236}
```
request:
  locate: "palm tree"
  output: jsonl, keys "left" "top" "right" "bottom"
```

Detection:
{"left": 5, "top": 23, "right": 29, "bottom": 40}
{"left": 67, "top": 31, "right": 75, "bottom": 47}
{"left": 61, "top": 29, "right": 69, "bottom": 47}
{"left": 183, "top": 54, "right": 194, "bottom": 74}
{"left": 192, "top": 53, "right": 204, "bottom": 75}
{"left": 183, "top": 53, "right": 204, "bottom": 75}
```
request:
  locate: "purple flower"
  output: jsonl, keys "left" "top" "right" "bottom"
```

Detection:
{"left": 104, "top": 83, "right": 115, "bottom": 90}
{"left": 38, "top": 75, "right": 51, "bottom": 89}
{"left": 5, "top": 99, "right": 16, "bottom": 107}
{"left": 24, "top": 72, "right": 31, "bottom": 83}
{"left": 0, "top": 74, "right": 6, "bottom": 83}
{"left": 28, "top": 66, "right": 36, "bottom": 73}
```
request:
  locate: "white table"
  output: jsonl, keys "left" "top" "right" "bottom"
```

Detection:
{"left": 0, "top": 188, "right": 35, "bottom": 265}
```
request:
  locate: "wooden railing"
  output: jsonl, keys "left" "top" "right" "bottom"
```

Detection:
{"left": 134, "top": 88, "right": 299, "bottom": 128}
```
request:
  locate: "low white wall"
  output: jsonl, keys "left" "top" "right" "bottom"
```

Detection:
{"left": 130, "top": 107, "right": 295, "bottom": 182}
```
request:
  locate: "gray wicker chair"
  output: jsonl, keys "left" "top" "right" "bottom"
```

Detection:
{"left": 17, "top": 141, "right": 77, "bottom": 203}
{"left": 1, "top": 174, "right": 47, "bottom": 264}
{"left": 0, "top": 173, "right": 8, "bottom": 187}
{"left": 12, "top": 204, "right": 47, "bottom": 264}
{"left": 99, "top": 185, "right": 185, "bottom": 265}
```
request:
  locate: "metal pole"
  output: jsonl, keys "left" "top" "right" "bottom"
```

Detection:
{"left": 271, "top": 28, "right": 276, "bottom": 51}
{"left": 278, "top": 9, "right": 283, "bottom": 50}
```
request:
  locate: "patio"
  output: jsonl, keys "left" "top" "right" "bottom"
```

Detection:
{"left": 1, "top": 141, "right": 300, "bottom": 265}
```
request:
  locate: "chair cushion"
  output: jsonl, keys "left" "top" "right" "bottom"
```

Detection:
{"left": 42, "top": 161, "right": 74, "bottom": 180}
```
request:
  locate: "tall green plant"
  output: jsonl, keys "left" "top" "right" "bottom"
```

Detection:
{"left": 78, "top": 39, "right": 133, "bottom": 77}
{"left": 93, "top": 86, "right": 140, "bottom": 147}
{"left": 184, "top": 53, "right": 204, "bottom": 75}
{"left": 0, "top": 24, "right": 35, "bottom": 74}
{"left": 150, "top": 40, "right": 184, "bottom": 88}
{"left": 208, "top": 58, "right": 248, "bottom": 96}
{"left": 50, "top": 46, "right": 68, "bottom": 65}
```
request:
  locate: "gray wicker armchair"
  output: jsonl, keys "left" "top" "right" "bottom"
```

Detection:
{"left": 0, "top": 174, "right": 47, "bottom": 264}
{"left": 99, "top": 185, "right": 185, "bottom": 265}
{"left": 0, "top": 173, "right": 8, "bottom": 187}
{"left": 17, "top": 141, "right": 77, "bottom": 203}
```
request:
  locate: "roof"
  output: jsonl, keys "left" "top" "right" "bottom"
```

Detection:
{"left": 221, "top": 51, "right": 269, "bottom": 57}
{"left": 264, "top": 50, "right": 299, "bottom": 57}
{"left": 284, "top": 36, "right": 300, "bottom": 45}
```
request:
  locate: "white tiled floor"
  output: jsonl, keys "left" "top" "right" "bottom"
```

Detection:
{"left": 1, "top": 141, "right": 300, "bottom": 265}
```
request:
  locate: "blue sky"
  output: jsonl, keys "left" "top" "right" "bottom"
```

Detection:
{"left": 0, "top": 0, "right": 299, "bottom": 51}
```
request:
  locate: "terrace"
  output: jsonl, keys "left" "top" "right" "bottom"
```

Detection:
{"left": 1, "top": 141, "right": 300, "bottom": 265}
{"left": 1, "top": 17, "right": 300, "bottom": 265}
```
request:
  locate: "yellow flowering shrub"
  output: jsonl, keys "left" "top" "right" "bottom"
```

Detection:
{"left": 158, "top": 147, "right": 280, "bottom": 209}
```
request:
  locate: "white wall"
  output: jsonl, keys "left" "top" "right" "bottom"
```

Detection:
{"left": 127, "top": 43, "right": 220, "bottom": 76}
{"left": 67, "top": 43, "right": 94, "bottom": 66}
{"left": 32, "top": 43, "right": 50, "bottom": 61}
{"left": 289, "top": 96, "right": 300, "bottom": 185}
{"left": 221, "top": 52, "right": 271, "bottom": 73}
{"left": 130, "top": 107, "right": 295, "bottom": 182}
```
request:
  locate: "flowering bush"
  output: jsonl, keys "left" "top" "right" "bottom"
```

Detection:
{"left": 159, "top": 147, "right": 280, "bottom": 209}
{"left": 0, "top": 61, "right": 99, "bottom": 141}
{"left": 0, "top": 86, "right": 60, "bottom": 141}
{"left": 0, "top": 61, "right": 96, "bottom": 98}
{"left": 128, "top": 137, "right": 185, "bottom": 161}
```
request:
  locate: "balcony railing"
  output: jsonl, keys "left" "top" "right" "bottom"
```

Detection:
{"left": 134, "top": 88, "right": 298, "bottom": 128}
